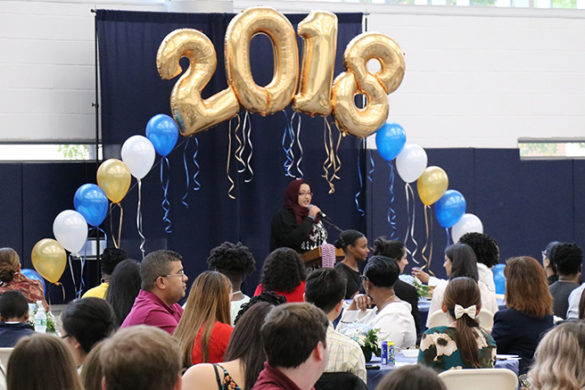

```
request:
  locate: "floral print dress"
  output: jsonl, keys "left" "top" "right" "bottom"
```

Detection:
{"left": 418, "top": 326, "right": 496, "bottom": 372}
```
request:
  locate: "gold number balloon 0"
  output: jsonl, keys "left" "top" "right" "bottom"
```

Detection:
{"left": 332, "top": 33, "right": 405, "bottom": 138}
{"left": 157, "top": 29, "right": 240, "bottom": 136}
{"left": 292, "top": 11, "right": 338, "bottom": 116}
{"left": 225, "top": 7, "right": 299, "bottom": 116}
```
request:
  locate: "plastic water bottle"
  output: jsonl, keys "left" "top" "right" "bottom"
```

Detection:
{"left": 34, "top": 301, "right": 46, "bottom": 333}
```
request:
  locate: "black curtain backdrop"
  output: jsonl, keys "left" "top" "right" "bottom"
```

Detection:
{"left": 96, "top": 10, "right": 364, "bottom": 296}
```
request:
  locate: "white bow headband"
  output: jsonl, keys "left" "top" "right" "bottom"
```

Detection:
{"left": 454, "top": 304, "right": 477, "bottom": 320}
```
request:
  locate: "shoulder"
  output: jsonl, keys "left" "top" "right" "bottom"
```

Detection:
{"left": 182, "top": 363, "right": 217, "bottom": 390}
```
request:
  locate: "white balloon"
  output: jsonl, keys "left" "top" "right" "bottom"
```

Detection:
{"left": 396, "top": 144, "right": 428, "bottom": 183}
{"left": 53, "top": 210, "right": 88, "bottom": 255}
{"left": 451, "top": 213, "right": 484, "bottom": 243}
{"left": 121, "top": 135, "right": 155, "bottom": 180}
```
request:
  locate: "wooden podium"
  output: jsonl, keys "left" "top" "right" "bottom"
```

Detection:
{"left": 301, "top": 247, "right": 344, "bottom": 269}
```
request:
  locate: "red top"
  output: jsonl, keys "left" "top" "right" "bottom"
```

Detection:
{"left": 0, "top": 273, "right": 48, "bottom": 310}
{"left": 252, "top": 362, "right": 311, "bottom": 390}
{"left": 253, "top": 281, "right": 306, "bottom": 303}
{"left": 191, "top": 321, "right": 233, "bottom": 364}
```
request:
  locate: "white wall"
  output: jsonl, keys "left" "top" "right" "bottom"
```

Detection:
{"left": 2, "top": 0, "right": 585, "bottom": 148}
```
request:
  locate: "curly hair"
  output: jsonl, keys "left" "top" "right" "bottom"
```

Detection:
{"left": 206, "top": 241, "right": 256, "bottom": 279}
{"left": 260, "top": 248, "right": 306, "bottom": 294}
{"left": 0, "top": 248, "right": 20, "bottom": 283}
{"left": 234, "top": 291, "right": 286, "bottom": 325}
{"left": 458, "top": 232, "right": 500, "bottom": 267}
{"left": 550, "top": 243, "right": 583, "bottom": 276}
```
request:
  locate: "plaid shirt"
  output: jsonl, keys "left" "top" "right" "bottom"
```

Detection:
{"left": 325, "top": 322, "right": 367, "bottom": 384}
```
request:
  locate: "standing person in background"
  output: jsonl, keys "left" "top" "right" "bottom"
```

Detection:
{"left": 548, "top": 243, "right": 582, "bottom": 319}
{"left": 541, "top": 241, "right": 560, "bottom": 285}
{"left": 270, "top": 179, "right": 327, "bottom": 253}
{"left": 0, "top": 248, "right": 48, "bottom": 310}
{"left": 82, "top": 247, "right": 128, "bottom": 299}
{"left": 458, "top": 233, "right": 499, "bottom": 293}
{"left": 334, "top": 230, "right": 369, "bottom": 299}
{"left": 105, "top": 259, "right": 141, "bottom": 326}
{"left": 207, "top": 241, "right": 256, "bottom": 325}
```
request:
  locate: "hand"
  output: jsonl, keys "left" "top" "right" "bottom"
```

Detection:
{"left": 412, "top": 267, "right": 430, "bottom": 284}
{"left": 348, "top": 294, "right": 372, "bottom": 311}
{"left": 308, "top": 205, "right": 321, "bottom": 218}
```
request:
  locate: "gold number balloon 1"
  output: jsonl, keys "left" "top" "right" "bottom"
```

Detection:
{"left": 225, "top": 7, "right": 299, "bottom": 115}
{"left": 157, "top": 28, "right": 240, "bottom": 137}
{"left": 292, "top": 11, "right": 338, "bottom": 116}
{"left": 332, "top": 33, "right": 405, "bottom": 138}
{"left": 97, "top": 159, "right": 131, "bottom": 204}
{"left": 417, "top": 166, "right": 449, "bottom": 206}
{"left": 31, "top": 238, "right": 66, "bottom": 284}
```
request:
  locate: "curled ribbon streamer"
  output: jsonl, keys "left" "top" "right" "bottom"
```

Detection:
{"left": 160, "top": 157, "right": 172, "bottom": 234}
{"left": 367, "top": 149, "right": 375, "bottom": 183}
{"left": 403, "top": 183, "right": 420, "bottom": 265}
{"left": 282, "top": 110, "right": 295, "bottom": 177}
{"left": 226, "top": 115, "right": 239, "bottom": 200}
{"left": 136, "top": 179, "right": 146, "bottom": 259}
{"left": 237, "top": 112, "right": 248, "bottom": 173}
{"left": 244, "top": 113, "right": 254, "bottom": 183}
{"left": 192, "top": 137, "right": 201, "bottom": 191}
{"left": 76, "top": 253, "right": 87, "bottom": 299}
{"left": 293, "top": 113, "right": 304, "bottom": 178}
{"left": 354, "top": 140, "right": 366, "bottom": 216}
{"left": 321, "top": 119, "right": 342, "bottom": 194}
{"left": 387, "top": 162, "right": 398, "bottom": 239}
{"left": 445, "top": 227, "right": 451, "bottom": 248}
{"left": 68, "top": 253, "right": 77, "bottom": 298}
{"left": 234, "top": 112, "right": 245, "bottom": 172}
{"left": 108, "top": 202, "right": 124, "bottom": 249}
{"left": 181, "top": 138, "right": 191, "bottom": 208}
{"left": 287, "top": 111, "right": 296, "bottom": 177}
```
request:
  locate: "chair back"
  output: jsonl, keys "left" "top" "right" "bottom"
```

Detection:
{"left": 0, "top": 349, "right": 12, "bottom": 368}
{"left": 438, "top": 368, "right": 518, "bottom": 390}
{"left": 315, "top": 372, "right": 367, "bottom": 390}
{"left": 427, "top": 310, "right": 450, "bottom": 328}
{"left": 428, "top": 309, "right": 494, "bottom": 331}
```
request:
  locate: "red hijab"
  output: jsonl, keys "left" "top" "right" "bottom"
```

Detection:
{"left": 283, "top": 179, "right": 320, "bottom": 224}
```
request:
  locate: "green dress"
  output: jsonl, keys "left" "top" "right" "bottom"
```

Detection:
{"left": 418, "top": 326, "right": 496, "bottom": 372}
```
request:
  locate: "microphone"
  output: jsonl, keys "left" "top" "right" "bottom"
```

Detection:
{"left": 308, "top": 204, "right": 327, "bottom": 218}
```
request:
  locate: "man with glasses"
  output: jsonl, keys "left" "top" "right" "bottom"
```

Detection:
{"left": 121, "top": 249, "right": 188, "bottom": 334}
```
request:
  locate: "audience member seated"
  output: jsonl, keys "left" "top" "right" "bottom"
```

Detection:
{"left": 339, "top": 256, "right": 416, "bottom": 349}
{"left": 542, "top": 241, "right": 561, "bottom": 285}
{"left": 121, "top": 249, "right": 186, "bottom": 334}
{"left": 0, "top": 248, "right": 48, "bottom": 310}
{"left": 375, "top": 365, "right": 447, "bottom": 390}
{"left": 105, "top": 259, "right": 141, "bottom": 326}
{"left": 182, "top": 302, "right": 274, "bottom": 390}
{"left": 207, "top": 241, "right": 256, "bottom": 325}
{"left": 80, "top": 340, "right": 105, "bottom": 390}
{"left": 174, "top": 271, "right": 233, "bottom": 367}
{"left": 548, "top": 242, "right": 582, "bottom": 319}
{"left": 252, "top": 302, "right": 329, "bottom": 390}
{"left": 459, "top": 233, "right": 500, "bottom": 293}
{"left": 0, "top": 291, "right": 33, "bottom": 347}
{"left": 491, "top": 256, "right": 554, "bottom": 375}
{"left": 7, "top": 334, "right": 83, "bottom": 390}
{"left": 415, "top": 243, "right": 498, "bottom": 328}
{"left": 305, "top": 268, "right": 367, "bottom": 384}
{"left": 82, "top": 247, "right": 127, "bottom": 299}
{"left": 61, "top": 297, "right": 116, "bottom": 368}
{"left": 100, "top": 325, "right": 182, "bottom": 390}
{"left": 334, "top": 230, "right": 369, "bottom": 299}
{"left": 254, "top": 248, "right": 306, "bottom": 303}
{"left": 373, "top": 238, "right": 421, "bottom": 336}
{"left": 419, "top": 277, "right": 496, "bottom": 372}
{"left": 528, "top": 321, "right": 585, "bottom": 390}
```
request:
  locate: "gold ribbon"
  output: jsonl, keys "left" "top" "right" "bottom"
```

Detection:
{"left": 321, "top": 118, "right": 343, "bottom": 194}
{"left": 226, "top": 114, "right": 241, "bottom": 200}
{"left": 420, "top": 205, "right": 434, "bottom": 275}
{"left": 109, "top": 203, "right": 124, "bottom": 249}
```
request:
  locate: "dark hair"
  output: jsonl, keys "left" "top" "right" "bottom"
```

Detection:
{"left": 225, "top": 302, "right": 273, "bottom": 390}
{"left": 0, "top": 290, "right": 29, "bottom": 320}
{"left": 334, "top": 230, "right": 365, "bottom": 252}
{"left": 373, "top": 238, "right": 406, "bottom": 260}
{"left": 61, "top": 298, "right": 116, "bottom": 354}
{"left": 106, "top": 259, "right": 141, "bottom": 326}
{"left": 260, "top": 248, "right": 306, "bottom": 293}
{"left": 544, "top": 241, "right": 561, "bottom": 260}
{"left": 207, "top": 241, "right": 256, "bottom": 280}
{"left": 305, "top": 268, "right": 346, "bottom": 313}
{"left": 261, "top": 302, "right": 328, "bottom": 368}
{"left": 101, "top": 248, "right": 128, "bottom": 276}
{"left": 458, "top": 233, "right": 499, "bottom": 267}
{"left": 140, "top": 249, "right": 182, "bottom": 291}
{"left": 376, "top": 364, "right": 447, "bottom": 390}
{"left": 550, "top": 243, "right": 583, "bottom": 276}
{"left": 443, "top": 277, "right": 482, "bottom": 368}
{"left": 445, "top": 243, "right": 479, "bottom": 281}
{"left": 363, "top": 256, "right": 400, "bottom": 288}
{"left": 504, "top": 256, "right": 552, "bottom": 318}
{"left": 579, "top": 288, "right": 585, "bottom": 320}
{"left": 234, "top": 291, "right": 286, "bottom": 325}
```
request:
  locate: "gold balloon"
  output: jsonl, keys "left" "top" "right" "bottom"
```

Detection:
{"left": 332, "top": 33, "right": 405, "bottom": 138}
{"left": 292, "top": 11, "right": 338, "bottom": 116}
{"left": 225, "top": 7, "right": 299, "bottom": 115}
{"left": 31, "top": 239, "right": 66, "bottom": 284}
{"left": 157, "top": 28, "right": 240, "bottom": 137}
{"left": 97, "top": 159, "right": 131, "bottom": 204}
{"left": 417, "top": 166, "right": 449, "bottom": 206}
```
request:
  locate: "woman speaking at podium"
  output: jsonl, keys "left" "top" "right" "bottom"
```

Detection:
{"left": 270, "top": 179, "right": 328, "bottom": 253}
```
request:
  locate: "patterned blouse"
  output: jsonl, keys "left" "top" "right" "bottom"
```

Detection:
{"left": 418, "top": 326, "right": 496, "bottom": 372}
{"left": 0, "top": 272, "right": 48, "bottom": 308}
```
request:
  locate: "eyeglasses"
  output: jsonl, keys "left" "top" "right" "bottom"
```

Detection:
{"left": 541, "top": 250, "right": 547, "bottom": 258}
{"left": 160, "top": 270, "right": 186, "bottom": 279}
{"left": 298, "top": 192, "right": 313, "bottom": 197}
{"left": 360, "top": 275, "right": 368, "bottom": 282}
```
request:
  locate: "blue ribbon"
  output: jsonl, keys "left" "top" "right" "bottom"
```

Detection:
{"left": 192, "top": 137, "right": 201, "bottom": 191}
{"left": 160, "top": 156, "right": 172, "bottom": 234}
{"left": 354, "top": 143, "right": 366, "bottom": 216}
{"left": 181, "top": 138, "right": 190, "bottom": 208}
{"left": 281, "top": 110, "right": 295, "bottom": 177}
{"left": 445, "top": 227, "right": 452, "bottom": 248}
{"left": 387, "top": 162, "right": 398, "bottom": 239}
{"left": 367, "top": 149, "right": 375, "bottom": 183}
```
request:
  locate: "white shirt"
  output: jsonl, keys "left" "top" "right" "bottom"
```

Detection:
{"left": 338, "top": 300, "right": 416, "bottom": 349}
{"left": 477, "top": 263, "right": 496, "bottom": 293}
{"left": 566, "top": 283, "right": 585, "bottom": 319}
{"left": 325, "top": 323, "right": 367, "bottom": 383}
{"left": 230, "top": 295, "right": 250, "bottom": 325}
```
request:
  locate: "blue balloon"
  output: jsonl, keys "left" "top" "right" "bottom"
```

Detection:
{"left": 74, "top": 184, "right": 108, "bottom": 227}
{"left": 493, "top": 264, "right": 506, "bottom": 294}
{"left": 375, "top": 123, "right": 406, "bottom": 161}
{"left": 146, "top": 114, "right": 179, "bottom": 157}
{"left": 435, "top": 190, "right": 466, "bottom": 228}
{"left": 21, "top": 268, "right": 46, "bottom": 293}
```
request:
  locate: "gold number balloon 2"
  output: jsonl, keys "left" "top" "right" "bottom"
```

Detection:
{"left": 157, "top": 28, "right": 240, "bottom": 136}
{"left": 225, "top": 7, "right": 299, "bottom": 115}
{"left": 97, "top": 159, "right": 131, "bottom": 204}
{"left": 332, "top": 33, "right": 405, "bottom": 138}
{"left": 292, "top": 11, "right": 338, "bottom": 116}
{"left": 417, "top": 166, "right": 449, "bottom": 206}
{"left": 31, "top": 238, "right": 66, "bottom": 284}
